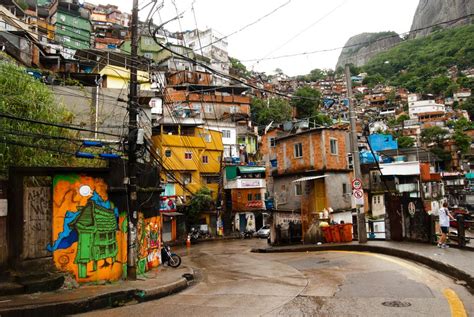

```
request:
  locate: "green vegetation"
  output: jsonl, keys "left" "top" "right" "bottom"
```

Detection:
{"left": 290, "top": 86, "right": 332, "bottom": 124}
{"left": 186, "top": 187, "right": 213, "bottom": 225}
{"left": 397, "top": 136, "right": 415, "bottom": 148}
{"left": 363, "top": 24, "right": 474, "bottom": 95}
{"left": 229, "top": 57, "right": 250, "bottom": 78}
{"left": 296, "top": 68, "right": 334, "bottom": 82}
{"left": 250, "top": 97, "right": 292, "bottom": 127}
{"left": 462, "top": 96, "right": 474, "bottom": 120}
{"left": 0, "top": 54, "right": 98, "bottom": 177}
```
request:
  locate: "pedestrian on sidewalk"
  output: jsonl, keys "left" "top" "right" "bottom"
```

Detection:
{"left": 438, "top": 202, "right": 456, "bottom": 249}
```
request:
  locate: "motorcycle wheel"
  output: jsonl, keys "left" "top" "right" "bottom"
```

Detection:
{"left": 168, "top": 253, "right": 181, "bottom": 268}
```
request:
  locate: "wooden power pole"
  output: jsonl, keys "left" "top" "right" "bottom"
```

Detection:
{"left": 127, "top": 0, "right": 139, "bottom": 280}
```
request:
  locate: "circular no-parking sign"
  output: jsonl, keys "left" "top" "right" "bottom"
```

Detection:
{"left": 353, "top": 189, "right": 363, "bottom": 199}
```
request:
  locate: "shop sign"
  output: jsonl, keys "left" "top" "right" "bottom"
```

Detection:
{"left": 160, "top": 195, "right": 177, "bottom": 212}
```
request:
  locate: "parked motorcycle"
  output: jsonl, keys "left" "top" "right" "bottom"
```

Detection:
{"left": 240, "top": 229, "right": 254, "bottom": 239}
{"left": 189, "top": 227, "right": 200, "bottom": 243}
{"left": 161, "top": 245, "right": 181, "bottom": 268}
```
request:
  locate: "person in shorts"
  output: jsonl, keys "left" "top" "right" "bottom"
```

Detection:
{"left": 438, "top": 202, "right": 455, "bottom": 248}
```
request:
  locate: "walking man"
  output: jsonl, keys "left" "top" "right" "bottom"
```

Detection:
{"left": 438, "top": 202, "right": 455, "bottom": 248}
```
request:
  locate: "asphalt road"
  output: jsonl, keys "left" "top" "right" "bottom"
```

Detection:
{"left": 81, "top": 239, "right": 473, "bottom": 317}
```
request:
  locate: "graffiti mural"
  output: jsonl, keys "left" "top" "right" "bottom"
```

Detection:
{"left": 137, "top": 214, "right": 161, "bottom": 275}
{"left": 49, "top": 174, "right": 127, "bottom": 282}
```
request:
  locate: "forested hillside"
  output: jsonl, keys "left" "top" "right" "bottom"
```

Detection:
{"left": 363, "top": 24, "right": 474, "bottom": 94}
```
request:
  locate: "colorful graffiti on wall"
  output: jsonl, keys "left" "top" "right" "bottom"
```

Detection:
{"left": 48, "top": 174, "right": 127, "bottom": 282}
{"left": 137, "top": 214, "right": 161, "bottom": 275}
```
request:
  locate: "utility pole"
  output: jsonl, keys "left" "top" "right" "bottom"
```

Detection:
{"left": 345, "top": 64, "right": 367, "bottom": 243}
{"left": 127, "top": 0, "right": 139, "bottom": 280}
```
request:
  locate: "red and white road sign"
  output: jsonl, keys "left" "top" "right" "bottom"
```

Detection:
{"left": 353, "top": 188, "right": 364, "bottom": 206}
{"left": 352, "top": 178, "right": 362, "bottom": 190}
{"left": 353, "top": 189, "right": 363, "bottom": 199}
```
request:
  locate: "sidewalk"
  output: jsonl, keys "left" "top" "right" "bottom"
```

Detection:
{"left": 0, "top": 266, "right": 194, "bottom": 317}
{"left": 252, "top": 240, "right": 474, "bottom": 294}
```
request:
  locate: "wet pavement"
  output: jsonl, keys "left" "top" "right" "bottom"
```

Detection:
{"left": 80, "top": 239, "right": 473, "bottom": 317}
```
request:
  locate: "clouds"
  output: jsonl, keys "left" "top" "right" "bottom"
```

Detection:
{"left": 87, "top": 0, "right": 418, "bottom": 75}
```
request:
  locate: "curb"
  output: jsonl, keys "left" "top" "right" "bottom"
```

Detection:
{"left": 252, "top": 244, "right": 474, "bottom": 294}
{"left": 0, "top": 269, "right": 194, "bottom": 317}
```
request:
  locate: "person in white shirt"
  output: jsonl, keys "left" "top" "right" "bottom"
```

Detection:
{"left": 438, "top": 202, "right": 455, "bottom": 248}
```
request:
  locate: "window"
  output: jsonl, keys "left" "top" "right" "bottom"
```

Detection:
{"left": 222, "top": 129, "right": 231, "bottom": 138}
{"left": 255, "top": 193, "right": 262, "bottom": 200}
{"left": 144, "top": 38, "right": 152, "bottom": 45}
{"left": 182, "top": 173, "right": 192, "bottom": 184}
{"left": 295, "top": 183, "right": 302, "bottom": 196}
{"left": 204, "top": 104, "right": 213, "bottom": 113}
{"left": 230, "top": 105, "right": 238, "bottom": 113}
{"left": 247, "top": 193, "right": 253, "bottom": 201}
{"left": 165, "top": 149, "right": 172, "bottom": 157}
{"left": 330, "top": 138, "right": 338, "bottom": 155}
{"left": 202, "top": 155, "right": 209, "bottom": 164}
{"left": 206, "top": 176, "right": 220, "bottom": 184}
{"left": 342, "top": 183, "right": 349, "bottom": 195}
{"left": 143, "top": 52, "right": 153, "bottom": 59}
{"left": 294, "top": 143, "right": 303, "bottom": 158}
{"left": 185, "top": 152, "right": 192, "bottom": 160}
{"left": 269, "top": 137, "right": 276, "bottom": 147}
{"left": 203, "top": 133, "right": 211, "bottom": 143}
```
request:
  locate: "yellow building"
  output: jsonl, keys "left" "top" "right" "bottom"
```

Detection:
{"left": 100, "top": 65, "right": 151, "bottom": 89}
{"left": 152, "top": 124, "right": 223, "bottom": 236}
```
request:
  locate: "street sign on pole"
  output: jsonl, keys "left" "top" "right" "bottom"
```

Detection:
{"left": 352, "top": 178, "right": 362, "bottom": 190}
{"left": 353, "top": 189, "right": 364, "bottom": 205}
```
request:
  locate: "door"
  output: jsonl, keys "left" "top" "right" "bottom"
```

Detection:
{"left": 239, "top": 214, "right": 247, "bottom": 231}
{"left": 314, "top": 179, "right": 327, "bottom": 212}
{"left": 23, "top": 186, "right": 52, "bottom": 259}
{"left": 386, "top": 193, "right": 403, "bottom": 241}
{"left": 162, "top": 218, "right": 172, "bottom": 242}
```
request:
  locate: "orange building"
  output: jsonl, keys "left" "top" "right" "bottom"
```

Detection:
{"left": 272, "top": 127, "right": 353, "bottom": 242}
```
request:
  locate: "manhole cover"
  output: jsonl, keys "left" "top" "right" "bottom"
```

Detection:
{"left": 382, "top": 301, "right": 411, "bottom": 307}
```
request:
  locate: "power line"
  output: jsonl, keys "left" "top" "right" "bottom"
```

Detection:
{"left": 198, "top": 0, "right": 292, "bottom": 51}
{"left": 250, "top": 0, "right": 348, "bottom": 68}
{"left": 0, "top": 112, "right": 122, "bottom": 137}
{"left": 232, "top": 13, "right": 474, "bottom": 64}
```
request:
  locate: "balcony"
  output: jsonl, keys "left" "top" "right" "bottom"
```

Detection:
{"left": 396, "top": 182, "right": 419, "bottom": 193}
{"left": 224, "top": 178, "right": 266, "bottom": 189}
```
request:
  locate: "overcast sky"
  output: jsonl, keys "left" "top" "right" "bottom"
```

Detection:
{"left": 85, "top": 0, "right": 419, "bottom": 76}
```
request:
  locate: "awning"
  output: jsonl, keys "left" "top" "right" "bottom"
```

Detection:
{"left": 161, "top": 212, "right": 184, "bottom": 217}
{"left": 292, "top": 175, "right": 327, "bottom": 183}
{"left": 238, "top": 166, "right": 266, "bottom": 173}
{"left": 466, "top": 172, "right": 474, "bottom": 179}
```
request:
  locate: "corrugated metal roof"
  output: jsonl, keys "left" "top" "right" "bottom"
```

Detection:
{"left": 292, "top": 175, "right": 327, "bottom": 183}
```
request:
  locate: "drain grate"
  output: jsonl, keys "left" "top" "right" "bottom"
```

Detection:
{"left": 382, "top": 300, "right": 412, "bottom": 307}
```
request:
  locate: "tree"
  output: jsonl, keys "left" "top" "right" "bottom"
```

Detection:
{"left": 420, "top": 126, "right": 448, "bottom": 146}
{"left": 462, "top": 97, "right": 474, "bottom": 120}
{"left": 453, "top": 130, "right": 471, "bottom": 154}
{"left": 229, "top": 57, "right": 250, "bottom": 78}
{"left": 362, "top": 74, "right": 385, "bottom": 88}
{"left": 397, "top": 136, "right": 415, "bottom": 148}
{"left": 290, "top": 86, "right": 321, "bottom": 119}
{"left": 0, "top": 54, "right": 80, "bottom": 177}
{"left": 250, "top": 97, "right": 292, "bottom": 126}
{"left": 428, "top": 76, "right": 451, "bottom": 96}
{"left": 186, "top": 187, "right": 213, "bottom": 225}
{"left": 308, "top": 68, "right": 325, "bottom": 82}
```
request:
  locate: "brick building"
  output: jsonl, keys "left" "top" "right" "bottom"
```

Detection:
{"left": 271, "top": 127, "right": 353, "bottom": 242}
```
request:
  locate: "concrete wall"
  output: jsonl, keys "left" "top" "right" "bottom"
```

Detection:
{"left": 0, "top": 181, "right": 7, "bottom": 268}
{"left": 325, "top": 173, "right": 353, "bottom": 212}
{"left": 51, "top": 86, "right": 129, "bottom": 141}
{"left": 273, "top": 176, "right": 302, "bottom": 212}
